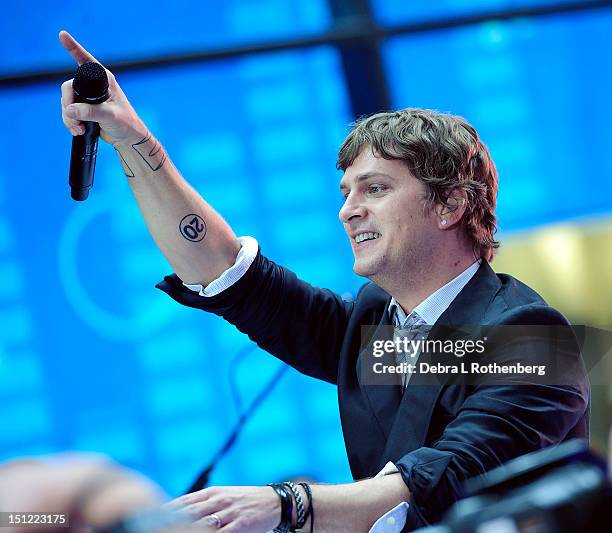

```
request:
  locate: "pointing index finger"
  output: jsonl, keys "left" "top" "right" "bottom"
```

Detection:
{"left": 58, "top": 30, "right": 99, "bottom": 65}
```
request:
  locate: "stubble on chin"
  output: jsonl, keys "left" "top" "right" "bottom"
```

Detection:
{"left": 351, "top": 255, "right": 369, "bottom": 278}
{"left": 358, "top": 248, "right": 423, "bottom": 290}
{"left": 352, "top": 253, "right": 384, "bottom": 280}
{"left": 352, "top": 260, "right": 368, "bottom": 278}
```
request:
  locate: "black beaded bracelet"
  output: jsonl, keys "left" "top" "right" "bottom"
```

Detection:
{"left": 298, "top": 482, "right": 314, "bottom": 533}
{"left": 284, "top": 482, "right": 305, "bottom": 529}
{"left": 268, "top": 483, "right": 294, "bottom": 533}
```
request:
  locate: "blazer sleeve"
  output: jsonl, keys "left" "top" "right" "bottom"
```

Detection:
{"left": 156, "top": 250, "right": 354, "bottom": 384}
{"left": 398, "top": 306, "right": 590, "bottom": 530}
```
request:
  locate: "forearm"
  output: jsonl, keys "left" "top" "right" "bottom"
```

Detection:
{"left": 304, "top": 474, "right": 410, "bottom": 533}
{"left": 113, "top": 131, "right": 240, "bottom": 285}
{"left": 59, "top": 33, "right": 240, "bottom": 286}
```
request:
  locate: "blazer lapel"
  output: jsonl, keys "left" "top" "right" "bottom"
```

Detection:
{"left": 358, "top": 309, "right": 404, "bottom": 440}
{"left": 380, "top": 261, "right": 502, "bottom": 465}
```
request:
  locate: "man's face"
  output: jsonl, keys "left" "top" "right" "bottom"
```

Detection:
{"left": 338, "top": 147, "right": 436, "bottom": 282}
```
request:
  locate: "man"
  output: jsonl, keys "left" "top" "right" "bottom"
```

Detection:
{"left": 60, "top": 31, "right": 589, "bottom": 532}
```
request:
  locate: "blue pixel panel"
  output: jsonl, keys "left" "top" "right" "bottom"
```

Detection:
{"left": 0, "top": 46, "right": 357, "bottom": 493}
{"left": 372, "top": 0, "right": 600, "bottom": 26}
{"left": 383, "top": 9, "right": 612, "bottom": 231}
{"left": 0, "top": 0, "right": 331, "bottom": 75}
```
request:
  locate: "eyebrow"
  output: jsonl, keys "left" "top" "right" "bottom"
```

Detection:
{"left": 339, "top": 172, "right": 395, "bottom": 191}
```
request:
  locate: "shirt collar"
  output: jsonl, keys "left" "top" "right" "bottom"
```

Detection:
{"left": 388, "top": 260, "right": 481, "bottom": 327}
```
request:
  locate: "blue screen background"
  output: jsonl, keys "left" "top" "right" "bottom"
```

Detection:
{"left": 0, "top": 0, "right": 610, "bottom": 496}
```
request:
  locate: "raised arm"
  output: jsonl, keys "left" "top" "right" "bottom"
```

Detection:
{"left": 59, "top": 31, "right": 240, "bottom": 285}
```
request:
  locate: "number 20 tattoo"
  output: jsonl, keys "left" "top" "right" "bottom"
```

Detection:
{"left": 179, "top": 214, "right": 207, "bottom": 242}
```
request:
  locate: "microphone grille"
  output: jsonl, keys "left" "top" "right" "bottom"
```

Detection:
{"left": 73, "top": 61, "right": 109, "bottom": 102}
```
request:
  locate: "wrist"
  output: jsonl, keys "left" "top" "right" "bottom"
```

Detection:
{"left": 113, "top": 127, "right": 149, "bottom": 151}
{"left": 286, "top": 482, "right": 307, "bottom": 529}
{"left": 111, "top": 111, "right": 149, "bottom": 150}
{"left": 268, "top": 484, "right": 293, "bottom": 533}
{"left": 113, "top": 128, "right": 168, "bottom": 177}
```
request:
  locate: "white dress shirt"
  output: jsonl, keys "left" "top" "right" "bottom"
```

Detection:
{"left": 371, "top": 258, "right": 481, "bottom": 531}
{"left": 184, "top": 237, "right": 481, "bottom": 532}
{"left": 183, "top": 236, "right": 259, "bottom": 295}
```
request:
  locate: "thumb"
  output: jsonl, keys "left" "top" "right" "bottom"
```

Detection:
{"left": 65, "top": 103, "right": 102, "bottom": 122}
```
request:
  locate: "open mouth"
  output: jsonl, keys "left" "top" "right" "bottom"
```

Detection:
{"left": 353, "top": 232, "right": 381, "bottom": 245}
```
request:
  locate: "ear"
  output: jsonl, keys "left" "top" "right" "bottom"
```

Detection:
{"left": 434, "top": 188, "right": 467, "bottom": 230}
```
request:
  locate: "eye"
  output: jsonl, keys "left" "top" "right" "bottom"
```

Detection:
{"left": 367, "top": 184, "right": 386, "bottom": 194}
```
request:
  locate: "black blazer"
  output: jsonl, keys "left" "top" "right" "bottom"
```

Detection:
{"left": 157, "top": 252, "right": 589, "bottom": 530}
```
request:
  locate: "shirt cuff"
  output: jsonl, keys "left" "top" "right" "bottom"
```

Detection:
{"left": 369, "top": 462, "right": 408, "bottom": 532}
{"left": 375, "top": 461, "right": 400, "bottom": 477}
{"left": 369, "top": 503, "right": 409, "bottom": 533}
{"left": 183, "top": 236, "right": 258, "bottom": 297}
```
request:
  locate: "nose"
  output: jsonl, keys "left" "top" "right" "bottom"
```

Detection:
{"left": 339, "top": 194, "right": 367, "bottom": 223}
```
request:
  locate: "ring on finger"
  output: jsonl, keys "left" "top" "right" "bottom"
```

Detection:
{"left": 206, "top": 513, "right": 222, "bottom": 528}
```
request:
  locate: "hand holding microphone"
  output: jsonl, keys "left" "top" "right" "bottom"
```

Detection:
{"left": 59, "top": 31, "right": 147, "bottom": 199}
{"left": 67, "top": 62, "right": 108, "bottom": 200}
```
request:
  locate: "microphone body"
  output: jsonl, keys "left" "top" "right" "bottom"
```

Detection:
{"left": 68, "top": 62, "right": 109, "bottom": 201}
{"left": 69, "top": 121, "right": 101, "bottom": 201}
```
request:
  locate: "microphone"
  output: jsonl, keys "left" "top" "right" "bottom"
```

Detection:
{"left": 68, "top": 62, "right": 109, "bottom": 201}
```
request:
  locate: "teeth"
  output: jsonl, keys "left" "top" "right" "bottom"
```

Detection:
{"left": 355, "top": 232, "right": 381, "bottom": 243}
